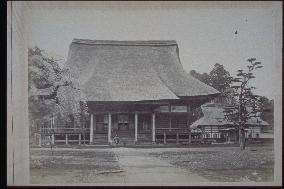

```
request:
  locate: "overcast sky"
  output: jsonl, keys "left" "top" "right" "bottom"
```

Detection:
{"left": 21, "top": 1, "right": 282, "bottom": 99}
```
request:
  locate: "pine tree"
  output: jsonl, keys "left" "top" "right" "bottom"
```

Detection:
{"left": 224, "top": 58, "right": 264, "bottom": 150}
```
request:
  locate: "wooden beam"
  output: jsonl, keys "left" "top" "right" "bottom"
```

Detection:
{"left": 90, "top": 114, "right": 94, "bottom": 144}
{"left": 152, "top": 113, "right": 156, "bottom": 143}
{"left": 108, "top": 113, "right": 112, "bottom": 144}
{"left": 134, "top": 112, "right": 138, "bottom": 143}
{"left": 91, "top": 111, "right": 157, "bottom": 115}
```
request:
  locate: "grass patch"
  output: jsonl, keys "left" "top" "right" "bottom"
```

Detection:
{"left": 30, "top": 149, "right": 124, "bottom": 184}
{"left": 150, "top": 147, "right": 274, "bottom": 182}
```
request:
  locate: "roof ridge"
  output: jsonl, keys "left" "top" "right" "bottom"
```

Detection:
{"left": 72, "top": 38, "right": 178, "bottom": 46}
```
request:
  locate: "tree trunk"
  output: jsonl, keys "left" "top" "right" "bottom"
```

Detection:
{"left": 239, "top": 128, "right": 245, "bottom": 150}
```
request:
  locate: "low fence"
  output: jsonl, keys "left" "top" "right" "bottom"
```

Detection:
{"left": 155, "top": 128, "right": 191, "bottom": 144}
{"left": 39, "top": 127, "right": 89, "bottom": 134}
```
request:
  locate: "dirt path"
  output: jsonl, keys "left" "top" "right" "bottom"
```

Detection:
{"left": 112, "top": 147, "right": 208, "bottom": 185}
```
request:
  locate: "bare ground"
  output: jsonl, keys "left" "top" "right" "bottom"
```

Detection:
{"left": 30, "top": 145, "right": 274, "bottom": 185}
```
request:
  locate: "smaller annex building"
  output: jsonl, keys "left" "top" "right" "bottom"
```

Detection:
{"left": 190, "top": 103, "right": 269, "bottom": 143}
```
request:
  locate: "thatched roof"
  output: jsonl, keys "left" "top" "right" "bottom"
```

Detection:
{"left": 190, "top": 103, "right": 269, "bottom": 129}
{"left": 65, "top": 39, "right": 219, "bottom": 101}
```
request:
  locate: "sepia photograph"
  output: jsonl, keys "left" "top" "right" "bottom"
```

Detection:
{"left": 7, "top": 1, "right": 282, "bottom": 186}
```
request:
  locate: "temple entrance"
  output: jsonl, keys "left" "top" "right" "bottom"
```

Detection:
{"left": 114, "top": 114, "right": 135, "bottom": 145}
{"left": 92, "top": 114, "right": 108, "bottom": 144}
{"left": 118, "top": 123, "right": 129, "bottom": 131}
{"left": 137, "top": 114, "right": 152, "bottom": 143}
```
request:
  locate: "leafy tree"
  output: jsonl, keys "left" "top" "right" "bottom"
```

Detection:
{"left": 208, "top": 63, "right": 232, "bottom": 92}
{"left": 28, "top": 47, "right": 88, "bottom": 130}
{"left": 224, "top": 58, "right": 264, "bottom": 150}
{"left": 259, "top": 97, "right": 274, "bottom": 129}
{"left": 190, "top": 63, "right": 233, "bottom": 104}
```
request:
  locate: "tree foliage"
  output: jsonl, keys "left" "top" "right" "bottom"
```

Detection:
{"left": 190, "top": 63, "right": 232, "bottom": 92}
{"left": 28, "top": 47, "right": 88, "bottom": 128}
{"left": 208, "top": 63, "right": 232, "bottom": 92}
{"left": 190, "top": 63, "right": 233, "bottom": 104}
{"left": 259, "top": 97, "right": 274, "bottom": 128}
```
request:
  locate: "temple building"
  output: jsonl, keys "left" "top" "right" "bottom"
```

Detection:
{"left": 38, "top": 39, "right": 220, "bottom": 145}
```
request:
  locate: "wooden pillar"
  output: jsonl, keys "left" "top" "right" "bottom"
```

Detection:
{"left": 51, "top": 134, "right": 55, "bottom": 145}
{"left": 152, "top": 113, "right": 156, "bottom": 142}
{"left": 176, "top": 133, "right": 179, "bottom": 144}
{"left": 134, "top": 112, "right": 138, "bottom": 143}
{"left": 93, "top": 115, "right": 96, "bottom": 143}
{"left": 65, "top": 134, "right": 68, "bottom": 145}
{"left": 108, "top": 113, "right": 112, "bottom": 144}
{"left": 38, "top": 134, "right": 42, "bottom": 146}
{"left": 169, "top": 104, "right": 172, "bottom": 130}
{"left": 83, "top": 133, "right": 86, "bottom": 144}
{"left": 238, "top": 129, "right": 241, "bottom": 143}
{"left": 187, "top": 105, "right": 192, "bottom": 144}
{"left": 163, "top": 132, "right": 167, "bottom": 144}
{"left": 90, "top": 114, "right": 93, "bottom": 144}
{"left": 93, "top": 115, "right": 96, "bottom": 131}
{"left": 52, "top": 116, "right": 55, "bottom": 128}
{"left": 78, "top": 134, "right": 81, "bottom": 145}
{"left": 51, "top": 115, "right": 55, "bottom": 145}
{"left": 226, "top": 132, "right": 229, "bottom": 142}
